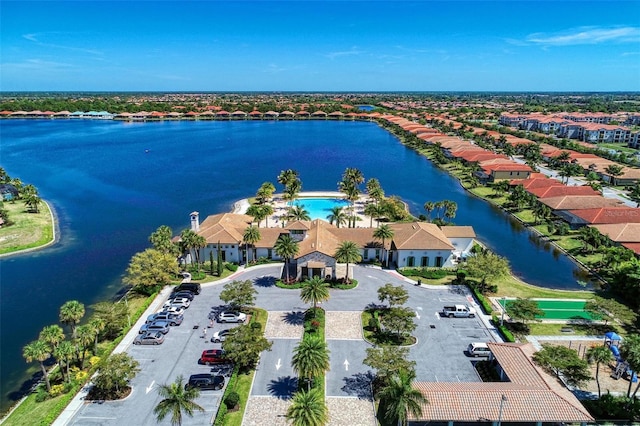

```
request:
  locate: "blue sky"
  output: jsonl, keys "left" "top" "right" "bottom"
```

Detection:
{"left": 2, "top": 1, "right": 639, "bottom": 92}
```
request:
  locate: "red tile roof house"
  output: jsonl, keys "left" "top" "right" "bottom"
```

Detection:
{"left": 564, "top": 207, "right": 640, "bottom": 227}
{"left": 479, "top": 162, "right": 533, "bottom": 182}
{"left": 541, "top": 197, "right": 623, "bottom": 226}
{"left": 408, "top": 342, "right": 593, "bottom": 425}
{"left": 528, "top": 185, "right": 600, "bottom": 199}
{"left": 512, "top": 177, "right": 564, "bottom": 190}
{"left": 592, "top": 223, "right": 640, "bottom": 254}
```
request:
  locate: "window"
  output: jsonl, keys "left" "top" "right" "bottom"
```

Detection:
{"left": 267, "top": 249, "right": 272, "bottom": 260}
{"left": 406, "top": 256, "right": 415, "bottom": 267}
{"left": 435, "top": 256, "right": 443, "bottom": 267}
{"left": 363, "top": 249, "right": 369, "bottom": 260}
{"left": 421, "top": 257, "right": 429, "bottom": 267}
{"left": 375, "top": 249, "right": 380, "bottom": 259}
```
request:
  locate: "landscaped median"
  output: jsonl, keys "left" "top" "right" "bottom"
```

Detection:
{"left": 0, "top": 199, "right": 55, "bottom": 256}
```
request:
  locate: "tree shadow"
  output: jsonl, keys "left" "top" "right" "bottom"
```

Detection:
{"left": 341, "top": 371, "right": 375, "bottom": 399}
{"left": 447, "top": 285, "right": 468, "bottom": 296}
{"left": 282, "top": 310, "right": 305, "bottom": 326}
{"left": 365, "top": 302, "right": 385, "bottom": 311}
{"left": 254, "top": 276, "right": 276, "bottom": 288}
{"left": 266, "top": 375, "right": 298, "bottom": 399}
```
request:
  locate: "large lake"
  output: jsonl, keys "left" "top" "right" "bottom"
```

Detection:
{"left": 0, "top": 119, "right": 590, "bottom": 412}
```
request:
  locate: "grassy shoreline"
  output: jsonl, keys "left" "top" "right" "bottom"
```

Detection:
{"left": 0, "top": 199, "right": 56, "bottom": 256}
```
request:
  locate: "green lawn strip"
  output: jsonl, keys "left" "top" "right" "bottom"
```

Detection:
{"left": 302, "top": 307, "right": 326, "bottom": 396}
{"left": 3, "top": 292, "right": 157, "bottom": 425}
{"left": 491, "top": 273, "right": 594, "bottom": 300}
{"left": 218, "top": 307, "right": 267, "bottom": 426}
{"left": 0, "top": 201, "right": 54, "bottom": 255}
{"left": 528, "top": 322, "right": 625, "bottom": 336}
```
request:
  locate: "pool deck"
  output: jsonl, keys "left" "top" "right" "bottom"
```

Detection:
{"left": 233, "top": 191, "right": 379, "bottom": 228}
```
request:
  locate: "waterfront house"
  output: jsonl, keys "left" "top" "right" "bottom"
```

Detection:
{"left": 592, "top": 223, "right": 640, "bottom": 254}
{"left": 542, "top": 196, "right": 622, "bottom": 225}
{"left": 187, "top": 212, "right": 475, "bottom": 280}
{"left": 528, "top": 185, "right": 600, "bottom": 199}
{"left": 563, "top": 206, "right": 640, "bottom": 227}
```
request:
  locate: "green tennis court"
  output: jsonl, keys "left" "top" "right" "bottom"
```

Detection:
{"left": 498, "top": 298, "right": 595, "bottom": 321}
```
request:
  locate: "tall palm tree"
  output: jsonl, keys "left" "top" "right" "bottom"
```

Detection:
{"left": 285, "top": 388, "right": 329, "bottom": 426}
{"left": 192, "top": 234, "right": 207, "bottom": 272}
{"left": 23, "top": 339, "right": 52, "bottom": 391}
{"left": 326, "top": 206, "right": 348, "bottom": 228}
{"left": 334, "top": 241, "right": 362, "bottom": 283}
{"left": 154, "top": 375, "right": 204, "bottom": 426}
{"left": 39, "top": 324, "right": 65, "bottom": 351}
{"left": 246, "top": 204, "right": 268, "bottom": 226}
{"left": 291, "top": 335, "right": 330, "bottom": 391}
{"left": 243, "top": 225, "right": 261, "bottom": 264}
{"left": 260, "top": 203, "right": 274, "bottom": 227}
{"left": 423, "top": 201, "right": 435, "bottom": 222}
{"left": 377, "top": 369, "right": 427, "bottom": 426}
{"left": 287, "top": 205, "right": 311, "bottom": 221}
{"left": 277, "top": 169, "right": 299, "bottom": 191}
{"left": 255, "top": 181, "right": 276, "bottom": 204}
{"left": 444, "top": 200, "right": 457, "bottom": 224}
{"left": 283, "top": 178, "right": 302, "bottom": 202}
{"left": 88, "top": 317, "right": 106, "bottom": 354}
{"left": 366, "top": 178, "right": 384, "bottom": 204}
{"left": 54, "top": 340, "right": 75, "bottom": 383}
{"left": 274, "top": 234, "right": 300, "bottom": 283}
{"left": 586, "top": 345, "right": 614, "bottom": 398}
{"left": 373, "top": 224, "right": 394, "bottom": 267}
{"left": 300, "top": 277, "right": 330, "bottom": 312}
{"left": 364, "top": 202, "right": 383, "bottom": 228}
{"left": 75, "top": 324, "right": 95, "bottom": 368}
{"left": 59, "top": 300, "right": 85, "bottom": 339}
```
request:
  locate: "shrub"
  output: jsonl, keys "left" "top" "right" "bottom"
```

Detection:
{"left": 49, "top": 384, "right": 65, "bottom": 398}
{"left": 225, "top": 263, "right": 238, "bottom": 272}
{"left": 368, "top": 317, "right": 379, "bottom": 332}
{"left": 224, "top": 391, "right": 240, "bottom": 409}
{"left": 34, "top": 386, "right": 49, "bottom": 402}
{"left": 214, "top": 402, "right": 227, "bottom": 425}
{"left": 250, "top": 322, "right": 261, "bottom": 331}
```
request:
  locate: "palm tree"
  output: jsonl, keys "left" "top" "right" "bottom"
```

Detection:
{"left": 274, "top": 234, "right": 299, "bottom": 283}
{"left": 75, "top": 324, "right": 95, "bottom": 368}
{"left": 423, "top": 201, "right": 435, "bottom": 222}
{"left": 23, "top": 339, "right": 52, "bottom": 391}
{"left": 334, "top": 241, "right": 362, "bottom": 283}
{"left": 366, "top": 178, "right": 384, "bottom": 204}
{"left": 277, "top": 169, "right": 299, "bottom": 190}
{"left": 255, "top": 181, "right": 276, "bottom": 204}
{"left": 59, "top": 300, "right": 85, "bottom": 339}
{"left": 287, "top": 205, "right": 311, "bottom": 221}
{"left": 291, "top": 335, "right": 331, "bottom": 391}
{"left": 444, "top": 200, "right": 457, "bottom": 224}
{"left": 300, "top": 276, "right": 330, "bottom": 312}
{"left": 285, "top": 388, "right": 328, "bottom": 426}
{"left": 586, "top": 345, "right": 614, "bottom": 398}
{"left": 192, "top": 234, "right": 207, "bottom": 272}
{"left": 243, "top": 225, "right": 261, "bottom": 264}
{"left": 260, "top": 203, "right": 274, "bottom": 227}
{"left": 154, "top": 375, "right": 205, "bottom": 426}
{"left": 377, "top": 369, "right": 427, "bottom": 426}
{"left": 39, "top": 324, "right": 65, "bottom": 351}
{"left": 283, "top": 178, "right": 302, "bottom": 202}
{"left": 246, "top": 203, "right": 267, "bottom": 226}
{"left": 326, "top": 206, "right": 348, "bottom": 228}
{"left": 373, "top": 224, "right": 394, "bottom": 267}
{"left": 54, "top": 341, "right": 75, "bottom": 382}
{"left": 88, "top": 317, "right": 106, "bottom": 354}
{"left": 364, "top": 202, "right": 383, "bottom": 227}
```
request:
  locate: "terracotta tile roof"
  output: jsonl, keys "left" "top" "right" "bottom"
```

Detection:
{"left": 410, "top": 343, "right": 593, "bottom": 423}
{"left": 389, "top": 222, "right": 454, "bottom": 250}
{"left": 541, "top": 196, "right": 622, "bottom": 211}
{"left": 592, "top": 223, "right": 640, "bottom": 242}
{"left": 568, "top": 207, "right": 640, "bottom": 224}
{"left": 457, "top": 152, "right": 508, "bottom": 162}
{"left": 440, "top": 226, "right": 476, "bottom": 238}
{"left": 529, "top": 185, "right": 599, "bottom": 199}
{"left": 512, "top": 177, "right": 563, "bottom": 188}
{"left": 254, "top": 228, "right": 289, "bottom": 248}
{"left": 622, "top": 242, "right": 640, "bottom": 254}
{"left": 197, "top": 213, "right": 253, "bottom": 244}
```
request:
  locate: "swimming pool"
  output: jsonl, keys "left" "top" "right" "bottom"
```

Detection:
{"left": 289, "top": 197, "right": 351, "bottom": 220}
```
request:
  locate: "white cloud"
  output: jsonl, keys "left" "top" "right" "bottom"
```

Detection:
{"left": 22, "top": 32, "right": 104, "bottom": 56}
{"left": 526, "top": 26, "right": 640, "bottom": 46}
{"left": 324, "top": 47, "right": 363, "bottom": 60}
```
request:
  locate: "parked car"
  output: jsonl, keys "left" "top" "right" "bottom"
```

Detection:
{"left": 139, "top": 320, "right": 171, "bottom": 335}
{"left": 200, "top": 349, "right": 230, "bottom": 365}
{"left": 146, "top": 312, "right": 183, "bottom": 326}
{"left": 175, "top": 282, "right": 201, "bottom": 295}
{"left": 134, "top": 331, "right": 165, "bottom": 345}
{"left": 170, "top": 291, "right": 194, "bottom": 301}
{"left": 211, "top": 328, "right": 235, "bottom": 343}
{"left": 185, "top": 374, "right": 225, "bottom": 390}
{"left": 466, "top": 342, "right": 491, "bottom": 357}
{"left": 441, "top": 305, "right": 476, "bottom": 318}
{"left": 162, "top": 306, "right": 186, "bottom": 316}
{"left": 217, "top": 311, "right": 247, "bottom": 323}
{"left": 163, "top": 297, "right": 190, "bottom": 309}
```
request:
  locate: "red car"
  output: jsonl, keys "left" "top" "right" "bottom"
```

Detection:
{"left": 200, "top": 349, "right": 230, "bottom": 365}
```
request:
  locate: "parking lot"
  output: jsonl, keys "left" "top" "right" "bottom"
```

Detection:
{"left": 62, "top": 264, "right": 497, "bottom": 425}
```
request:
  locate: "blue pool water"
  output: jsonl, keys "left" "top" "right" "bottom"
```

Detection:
{"left": 289, "top": 197, "right": 351, "bottom": 220}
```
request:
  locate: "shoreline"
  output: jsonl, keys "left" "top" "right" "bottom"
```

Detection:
{"left": 0, "top": 199, "right": 59, "bottom": 259}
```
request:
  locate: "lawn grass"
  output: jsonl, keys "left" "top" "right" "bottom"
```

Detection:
{"left": 222, "top": 307, "right": 267, "bottom": 426}
{"left": 2, "top": 391, "right": 71, "bottom": 426}
{"left": 491, "top": 273, "right": 594, "bottom": 300}
{"left": 0, "top": 200, "right": 54, "bottom": 255}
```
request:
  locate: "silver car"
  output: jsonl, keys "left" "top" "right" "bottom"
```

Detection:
{"left": 210, "top": 328, "right": 234, "bottom": 343}
{"left": 139, "top": 320, "right": 171, "bottom": 335}
{"left": 134, "top": 331, "right": 165, "bottom": 345}
{"left": 217, "top": 311, "right": 247, "bottom": 323}
{"left": 147, "top": 312, "right": 183, "bottom": 326}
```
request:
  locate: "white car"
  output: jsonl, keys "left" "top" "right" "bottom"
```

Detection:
{"left": 162, "top": 306, "right": 186, "bottom": 316}
{"left": 163, "top": 297, "right": 190, "bottom": 309}
{"left": 217, "top": 311, "right": 247, "bottom": 323}
{"left": 211, "top": 329, "right": 235, "bottom": 343}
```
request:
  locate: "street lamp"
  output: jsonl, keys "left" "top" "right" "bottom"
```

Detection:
{"left": 497, "top": 394, "right": 507, "bottom": 426}
{"left": 500, "top": 297, "right": 506, "bottom": 326}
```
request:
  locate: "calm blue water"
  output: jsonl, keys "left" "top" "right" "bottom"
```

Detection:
{"left": 0, "top": 119, "right": 589, "bottom": 412}
{"left": 289, "top": 198, "right": 351, "bottom": 220}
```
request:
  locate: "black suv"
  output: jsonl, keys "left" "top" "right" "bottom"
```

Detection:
{"left": 185, "top": 374, "right": 225, "bottom": 390}
{"left": 175, "top": 283, "right": 201, "bottom": 295}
